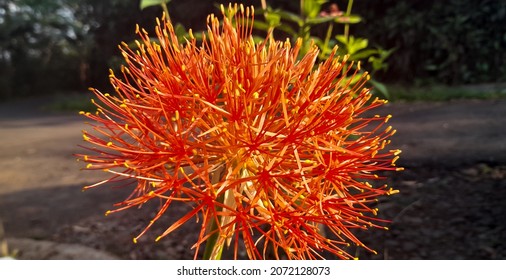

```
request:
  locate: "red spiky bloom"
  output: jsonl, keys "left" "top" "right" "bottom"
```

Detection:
{"left": 77, "top": 4, "right": 402, "bottom": 260}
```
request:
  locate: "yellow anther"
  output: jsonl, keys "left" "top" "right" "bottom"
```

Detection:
{"left": 262, "top": 200, "right": 269, "bottom": 208}
{"left": 105, "top": 210, "right": 111, "bottom": 216}
{"left": 79, "top": 111, "right": 85, "bottom": 115}
{"left": 387, "top": 188, "right": 400, "bottom": 195}
{"left": 104, "top": 93, "right": 110, "bottom": 97}
{"left": 392, "top": 156, "right": 399, "bottom": 165}
{"left": 120, "top": 104, "right": 127, "bottom": 108}
{"left": 107, "top": 142, "right": 113, "bottom": 147}
{"left": 86, "top": 163, "right": 93, "bottom": 168}
{"left": 133, "top": 238, "right": 137, "bottom": 244}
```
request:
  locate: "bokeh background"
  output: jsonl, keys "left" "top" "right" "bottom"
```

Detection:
{"left": 1, "top": 0, "right": 505, "bottom": 260}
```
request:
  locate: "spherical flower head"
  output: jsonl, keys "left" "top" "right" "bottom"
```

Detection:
{"left": 77, "top": 4, "right": 402, "bottom": 260}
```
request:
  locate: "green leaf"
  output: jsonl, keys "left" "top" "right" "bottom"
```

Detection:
{"left": 336, "top": 36, "right": 368, "bottom": 55}
{"left": 350, "top": 49, "right": 379, "bottom": 61}
{"left": 301, "top": 0, "right": 327, "bottom": 18}
{"left": 140, "top": 0, "right": 170, "bottom": 10}
{"left": 350, "top": 38, "right": 369, "bottom": 53}
{"left": 275, "top": 10, "right": 304, "bottom": 26}
{"left": 335, "top": 35, "right": 348, "bottom": 44}
{"left": 265, "top": 12, "right": 281, "bottom": 27}
{"left": 174, "top": 23, "right": 187, "bottom": 43}
{"left": 335, "top": 14, "right": 362, "bottom": 24}
{"left": 253, "top": 21, "right": 272, "bottom": 32}
{"left": 368, "top": 79, "right": 390, "bottom": 99}
{"left": 306, "top": 15, "right": 340, "bottom": 25}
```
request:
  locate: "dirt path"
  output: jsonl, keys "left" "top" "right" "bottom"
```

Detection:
{"left": 1, "top": 96, "right": 505, "bottom": 259}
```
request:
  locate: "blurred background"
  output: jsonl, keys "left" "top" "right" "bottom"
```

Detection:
{"left": 1, "top": 0, "right": 505, "bottom": 102}
{"left": 1, "top": 0, "right": 505, "bottom": 260}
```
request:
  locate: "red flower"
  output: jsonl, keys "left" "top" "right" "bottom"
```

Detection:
{"left": 77, "top": 4, "right": 402, "bottom": 260}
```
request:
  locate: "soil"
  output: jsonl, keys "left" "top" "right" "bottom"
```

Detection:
{"left": 1, "top": 95, "right": 505, "bottom": 260}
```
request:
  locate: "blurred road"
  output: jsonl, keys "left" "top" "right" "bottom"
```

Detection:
{"left": 1, "top": 97, "right": 506, "bottom": 195}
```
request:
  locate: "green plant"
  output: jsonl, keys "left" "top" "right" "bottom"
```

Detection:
{"left": 353, "top": 0, "right": 506, "bottom": 85}
{"left": 139, "top": 0, "right": 392, "bottom": 98}
{"left": 254, "top": 0, "right": 392, "bottom": 98}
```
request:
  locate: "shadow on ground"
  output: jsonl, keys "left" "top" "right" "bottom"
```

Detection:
{"left": 1, "top": 97, "right": 506, "bottom": 259}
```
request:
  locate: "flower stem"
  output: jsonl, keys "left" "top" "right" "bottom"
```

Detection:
{"left": 202, "top": 164, "right": 226, "bottom": 260}
{"left": 202, "top": 202, "right": 224, "bottom": 260}
{"left": 343, "top": 0, "right": 354, "bottom": 41}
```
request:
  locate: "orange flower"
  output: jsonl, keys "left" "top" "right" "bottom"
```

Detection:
{"left": 77, "top": 4, "right": 402, "bottom": 260}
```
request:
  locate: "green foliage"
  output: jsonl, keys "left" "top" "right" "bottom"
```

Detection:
{"left": 254, "top": 0, "right": 392, "bottom": 98}
{"left": 0, "top": 0, "right": 147, "bottom": 101}
{"left": 140, "top": 0, "right": 170, "bottom": 10}
{"left": 135, "top": 0, "right": 391, "bottom": 98}
{"left": 0, "top": 0, "right": 82, "bottom": 99}
{"left": 353, "top": 0, "right": 506, "bottom": 85}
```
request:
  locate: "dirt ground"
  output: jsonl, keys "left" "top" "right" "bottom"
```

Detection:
{"left": 0, "top": 95, "right": 505, "bottom": 259}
